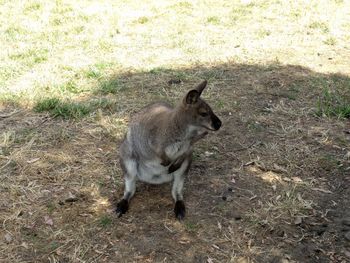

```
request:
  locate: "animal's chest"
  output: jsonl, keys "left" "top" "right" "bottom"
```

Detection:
{"left": 164, "top": 140, "right": 191, "bottom": 161}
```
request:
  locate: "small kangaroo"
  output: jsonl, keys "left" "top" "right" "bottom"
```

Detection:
{"left": 116, "top": 80, "right": 222, "bottom": 219}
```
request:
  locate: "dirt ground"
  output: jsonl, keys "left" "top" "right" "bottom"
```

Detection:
{"left": 1, "top": 63, "right": 349, "bottom": 262}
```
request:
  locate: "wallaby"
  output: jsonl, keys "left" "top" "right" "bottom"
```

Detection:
{"left": 116, "top": 80, "right": 222, "bottom": 219}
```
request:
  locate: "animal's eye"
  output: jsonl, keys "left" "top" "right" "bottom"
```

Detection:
{"left": 199, "top": 112, "right": 208, "bottom": 117}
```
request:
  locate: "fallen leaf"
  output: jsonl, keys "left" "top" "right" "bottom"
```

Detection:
{"left": 21, "top": 242, "right": 29, "bottom": 249}
{"left": 27, "top": 158, "right": 40, "bottom": 164}
{"left": 311, "top": 188, "right": 332, "bottom": 194}
{"left": 272, "top": 185, "right": 277, "bottom": 191}
{"left": 44, "top": 216, "right": 53, "bottom": 226}
{"left": 207, "top": 257, "right": 214, "bottom": 263}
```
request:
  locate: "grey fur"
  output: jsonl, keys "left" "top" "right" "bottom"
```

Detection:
{"left": 117, "top": 80, "right": 221, "bottom": 219}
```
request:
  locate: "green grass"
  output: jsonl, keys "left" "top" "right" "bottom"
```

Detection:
{"left": 98, "top": 79, "right": 125, "bottom": 94}
{"left": 316, "top": 88, "right": 350, "bottom": 118}
{"left": 33, "top": 96, "right": 117, "bottom": 119}
{"left": 207, "top": 16, "right": 220, "bottom": 25}
{"left": 98, "top": 215, "right": 112, "bottom": 227}
{"left": 34, "top": 98, "right": 92, "bottom": 119}
{"left": 59, "top": 80, "right": 84, "bottom": 94}
{"left": 9, "top": 48, "right": 49, "bottom": 67}
{"left": 184, "top": 221, "right": 199, "bottom": 232}
{"left": 0, "top": 0, "right": 349, "bottom": 120}
{"left": 324, "top": 37, "right": 337, "bottom": 46}
{"left": 309, "top": 21, "right": 329, "bottom": 33}
{"left": 135, "top": 16, "right": 150, "bottom": 24}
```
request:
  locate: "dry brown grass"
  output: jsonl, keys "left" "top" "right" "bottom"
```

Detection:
{"left": 1, "top": 0, "right": 350, "bottom": 262}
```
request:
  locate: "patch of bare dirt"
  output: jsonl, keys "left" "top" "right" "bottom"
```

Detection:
{"left": 1, "top": 63, "right": 349, "bottom": 262}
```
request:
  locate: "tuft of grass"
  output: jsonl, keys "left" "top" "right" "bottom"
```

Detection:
{"left": 4, "top": 26, "right": 28, "bottom": 40}
{"left": 99, "top": 215, "right": 112, "bottom": 227}
{"left": 207, "top": 16, "right": 220, "bottom": 25}
{"left": 34, "top": 97, "right": 60, "bottom": 112}
{"left": 309, "top": 21, "right": 329, "bottom": 33}
{"left": 184, "top": 221, "right": 199, "bottom": 233}
{"left": 257, "top": 28, "right": 271, "bottom": 38}
{"left": 9, "top": 48, "right": 49, "bottom": 67}
{"left": 230, "top": 3, "right": 254, "bottom": 22}
{"left": 34, "top": 98, "right": 92, "bottom": 119}
{"left": 324, "top": 37, "right": 337, "bottom": 45}
{"left": 136, "top": 16, "right": 149, "bottom": 24}
{"left": 59, "top": 80, "right": 84, "bottom": 94}
{"left": 316, "top": 88, "right": 350, "bottom": 118}
{"left": 84, "top": 62, "right": 115, "bottom": 79}
{"left": 24, "top": 2, "right": 42, "bottom": 13}
{"left": 98, "top": 79, "right": 125, "bottom": 94}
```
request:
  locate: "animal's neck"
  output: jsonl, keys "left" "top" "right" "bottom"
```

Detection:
{"left": 167, "top": 106, "right": 196, "bottom": 141}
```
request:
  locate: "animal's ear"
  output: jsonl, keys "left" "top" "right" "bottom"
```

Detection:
{"left": 195, "top": 80, "right": 207, "bottom": 96}
{"left": 184, "top": 90, "right": 200, "bottom": 104}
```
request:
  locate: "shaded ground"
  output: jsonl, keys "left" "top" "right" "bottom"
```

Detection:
{"left": 1, "top": 63, "right": 349, "bottom": 262}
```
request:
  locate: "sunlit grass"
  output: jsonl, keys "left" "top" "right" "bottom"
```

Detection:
{"left": 0, "top": 0, "right": 349, "bottom": 117}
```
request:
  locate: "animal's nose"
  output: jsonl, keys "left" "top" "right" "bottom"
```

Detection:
{"left": 213, "top": 116, "right": 222, "bottom": 130}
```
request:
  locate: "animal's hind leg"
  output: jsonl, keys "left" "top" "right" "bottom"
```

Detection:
{"left": 116, "top": 158, "right": 137, "bottom": 217}
{"left": 172, "top": 157, "right": 191, "bottom": 220}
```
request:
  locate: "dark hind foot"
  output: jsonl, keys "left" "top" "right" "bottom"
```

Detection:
{"left": 116, "top": 199, "right": 129, "bottom": 217}
{"left": 174, "top": 200, "right": 186, "bottom": 220}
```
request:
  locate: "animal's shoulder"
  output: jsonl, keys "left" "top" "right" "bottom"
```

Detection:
{"left": 132, "top": 102, "right": 173, "bottom": 122}
{"left": 141, "top": 102, "right": 173, "bottom": 113}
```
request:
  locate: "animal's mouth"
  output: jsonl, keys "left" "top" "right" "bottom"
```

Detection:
{"left": 201, "top": 125, "right": 217, "bottom": 131}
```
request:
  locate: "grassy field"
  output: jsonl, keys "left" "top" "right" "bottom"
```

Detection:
{"left": 1, "top": 0, "right": 350, "bottom": 262}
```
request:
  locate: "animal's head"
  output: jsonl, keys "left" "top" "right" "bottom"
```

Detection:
{"left": 182, "top": 80, "right": 222, "bottom": 131}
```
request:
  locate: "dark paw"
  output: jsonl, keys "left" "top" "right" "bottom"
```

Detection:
{"left": 174, "top": 200, "right": 186, "bottom": 220}
{"left": 116, "top": 199, "right": 129, "bottom": 218}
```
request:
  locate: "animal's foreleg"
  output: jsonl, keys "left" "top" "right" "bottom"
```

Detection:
{"left": 116, "top": 159, "right": 137, "bottom": 217}
{"left": 172, "top": 158, "right": 191, "bottom": 220}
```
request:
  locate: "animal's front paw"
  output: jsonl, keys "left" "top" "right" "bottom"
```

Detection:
{"left": 174, "top": 200, "right": 186, "bottom": 220}
{"left": 116, "top": 199, "right": 129, "bottom": 218}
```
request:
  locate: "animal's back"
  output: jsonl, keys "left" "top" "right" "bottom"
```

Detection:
{"left": 122, "top": 102, "right": 174, "bottom": 160}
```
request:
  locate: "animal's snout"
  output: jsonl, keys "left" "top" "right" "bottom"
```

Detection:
{"left": 212, "top": 115, "right": 222, "bottom": 131}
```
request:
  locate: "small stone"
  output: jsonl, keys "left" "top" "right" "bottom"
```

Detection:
{"left": 4, "top": 233, "right": 12, "bottom": 243}
{"left": 65, "top": 192, "right": 78, "bottom": 203}
{"left": 294, "top": 216, "right": 302, "bottom": 225}
{"left": 204, "top": 151, "right": 214, "bottom": 157}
